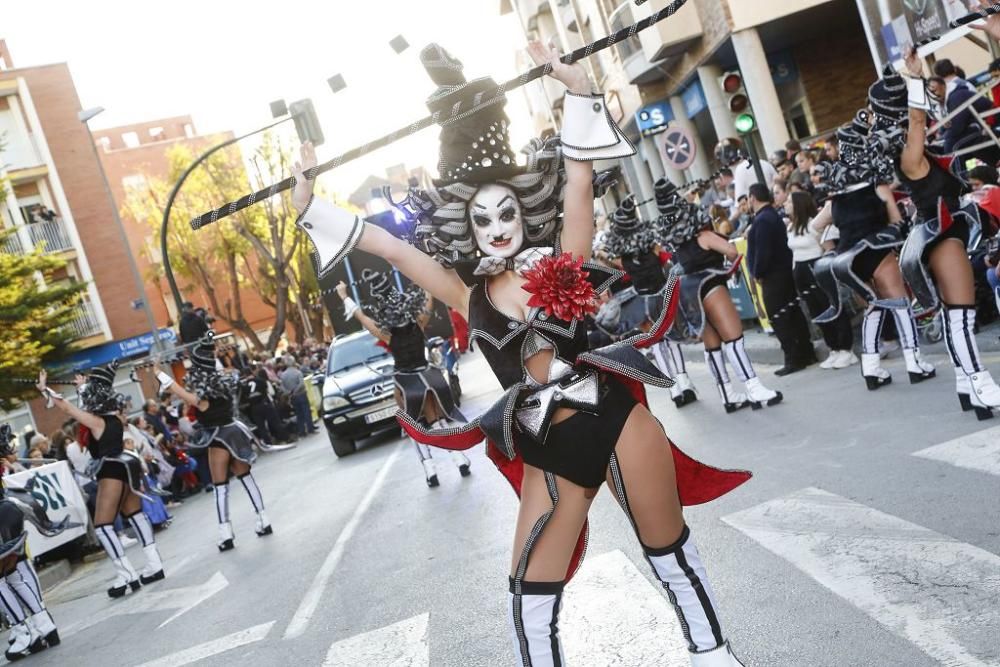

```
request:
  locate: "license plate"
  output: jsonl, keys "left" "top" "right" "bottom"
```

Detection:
{"left": 365, "top": 407, "right": 396, "bottom": 424}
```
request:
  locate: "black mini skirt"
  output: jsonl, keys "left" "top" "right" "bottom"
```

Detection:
{"left": 515, "top": 377, "right": 638, "bottom": 489}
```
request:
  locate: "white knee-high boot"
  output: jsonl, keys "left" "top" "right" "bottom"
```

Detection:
{"left": 891, "top": 306, "right": 935, "bottom": 382}
{"left": 943, "top": 304, "right": 1000, "bottom": 419}
{"left": 126, "top": 511, "right": 164, "bottom": 584}
{"left": 95, "top": 524, "right": 141, "bottom": 598}
{"left": 214, "top": 482, "right": 235, "bottom": 551}
{"left": 412, "top": 438, "right": 439, "bottom": 487}
{"left": 653, "top": 341, "right": 698, "bottom": 407}
{"left": 704, "top": 347, "right": 747, "bottom": 413}
{"left": 507, "top": 578, "right": 566, "bottom": 667}
{"left": 861, "top": 305, "right": 891, "bottom": 390}
{"left": 237, "top": 472, "right": 272, "bottom": 536}
{"left": 722, "top": 337, "right": 781, "bottom": 408}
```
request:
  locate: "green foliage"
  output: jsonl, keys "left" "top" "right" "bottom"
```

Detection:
{"left": 0, "top": 226, "right": 87, "bottom": 410}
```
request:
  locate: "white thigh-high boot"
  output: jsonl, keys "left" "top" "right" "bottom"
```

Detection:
{"left": 126, "top": 510, "right": 164, "bottom": 584}
{"left": 412, "top": 438, "right": 439, "bottom": 487}
{"left": 653, "top": 341, "right": 698, "bottom": 407}
{"left": 507, "top": 578, "right": 566, "bottom": 666}
{"left": 433, "top": 419, "right": 471, "bottom": 477}
{"left": 891, "top": 306, "right": 935, "bottom": 382}
{"left": 722, "top": 337, "right": 782, "bottom": 409}
{"left": 214, "top": 482, "right": 235, "bottom": 551}
{"left": 6, "top": 560, "right": 57, "bottom": 647}
{"left": 606, "top": 456, "right": 744, "bottom": 666}
{"left": 704, "top": 348, "right": 747, "bottom": 413}
{"left": 237, "top": 472, "right": 272, "bottom": 536}
{"left": 94, "top": 524, "right": 141, "bottom": 598}
{"left": 860, "top": 305, "right": 891, "bottom": 390}
{"left": 943, "top": 304, "right": 1000, "bottom": 419}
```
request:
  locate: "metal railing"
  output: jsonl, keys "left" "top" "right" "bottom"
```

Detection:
{"left": 0, "top": 232, "right": 24, "bottom": 255}
{"left": 67, "top": 300, "right": 103, "bottom": 340}
{"left": 27, "top": 219, "right": 73, "bottom": 253}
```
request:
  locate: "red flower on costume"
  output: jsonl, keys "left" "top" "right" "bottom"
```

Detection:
{"left": 521, "top": 252, "right": 598, "bottom": 322}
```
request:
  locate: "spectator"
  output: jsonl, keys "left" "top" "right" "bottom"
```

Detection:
{"left": 775, "top": 159, "right": 794, "bottom": 182}
{"left": 178, "top": 302, "right": 209, "bottom": 344}
{"left": 934, "top": 58, "right": 1000, "bottom": 162}
{"left": 772, "top": 178, "right": 790, "bottom": 209}
{"left": 728, "top": 195, "right": 753, "bottom": 238}
{"left": 822, "top": 136, "right": 839, "bottom": 163}
{"left": 716, "top": 137, "right": 777, "bottom": 201}
{"left": 785, "top": 191, "right": 857, "bottom": 369}
{"left": 279, "top": 362, "right": 317, "bottom": 438}
{"left": 142, "top": 399, "right": 172, "bottom": 443}
{"left": 794, "top": 150, "right": 817, "bottom": 189}
{"left": 746, "top": 183, "right": 817, "bottom": 375}
{"left": 241, "top": 365, "right": 291, "bottom": 445}
{"left": 28, "top": 434, "right": 50, "bottom": 459}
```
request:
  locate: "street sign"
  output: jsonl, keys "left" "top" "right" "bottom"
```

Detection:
{"left": 658, "top": 126, "right": 696, "bottom": 171}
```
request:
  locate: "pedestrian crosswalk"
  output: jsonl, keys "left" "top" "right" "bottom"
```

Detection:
{"left": 912, "top": 425, "right": 1000, "bottom": 477}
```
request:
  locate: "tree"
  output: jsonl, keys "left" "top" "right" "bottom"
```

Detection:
{"left": 0, "top": 227, "right": 87, "bottom": 410}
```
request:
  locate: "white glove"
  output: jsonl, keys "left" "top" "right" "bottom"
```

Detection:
{"left": 296, "top": 197, "right": 366, "bottom": 279}
{"left": 907, "top": 78, "right": 929, "bottom": 111}
{"left": 156, "top": 371, "right": 174, "bottom": 393}
{"left": 342, "top": 297, "right": 360, "bottom": 320}
{"left": 560, "top": 92, "right": 636, "bottom": 161}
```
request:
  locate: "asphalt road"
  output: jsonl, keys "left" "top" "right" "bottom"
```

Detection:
{"left": 24, "top": 346, "right": 1000, "bottom": 667}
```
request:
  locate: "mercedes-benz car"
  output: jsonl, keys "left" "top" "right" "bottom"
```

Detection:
{"left": 321, "top": 332, "right": 398, "bottom": 457}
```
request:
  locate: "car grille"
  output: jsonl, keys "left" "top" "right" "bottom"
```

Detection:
{"left": 349, "top": 381, "right": 394, "bottom": 405}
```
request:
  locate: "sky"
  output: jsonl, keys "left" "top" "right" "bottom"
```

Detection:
{"left": 2, "top": 0, "right": 537, "bottom": 197}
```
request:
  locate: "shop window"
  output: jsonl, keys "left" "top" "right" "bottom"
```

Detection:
{"left": 785, "top": 101, "right": 814, "bottom": 141}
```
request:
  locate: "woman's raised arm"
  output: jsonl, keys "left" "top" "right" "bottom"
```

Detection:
{"left": 292, "top": 144, "right": 470, "bottom": 318}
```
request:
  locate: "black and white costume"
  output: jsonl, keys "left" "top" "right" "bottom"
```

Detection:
{"left": 0, "top": 424, "right": 60, "bottom": 661}
{"left": 170, "top": 332, "right": 272, "bottom": 550}
{"left": 293, "top": 43, "right": 749, "bottom": 666}
{"left": 348, "top": 270, "right": 470, "bottom": 487}
{"left": 79, "top": 363, "right": 165, "bottom": 597}
{"left": 599, "top": 196, "right": 697, "bottom": 407}
{"left": 657, "top": 180, "right": 782, "bottom": 412}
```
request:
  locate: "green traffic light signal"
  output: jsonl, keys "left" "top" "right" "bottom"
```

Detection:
{"left": 734, "top": 113, "right": 756, "bottom": 134}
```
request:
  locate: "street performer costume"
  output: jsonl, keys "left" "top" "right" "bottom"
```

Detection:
{"left": 810, "top": 103, "right": 936, "bottom": 391}
{"left": 872, "top": 59, "right": 1000, "bottom": 419}
{"left": 336, "top": 270, "right": 471, "bottom": 487}
{"left": 158, "top": 332, "right": 272, "bottom": 551}
{"left": 0, "top": 424, "right": 60, "bottom": 661}
{"left": 289, "top": 42, "right": 749, "bottom": 666}
{"left": 658, "top": 178, "right": 782, "bottom": 413}
{"left": 599, "top": 195, "right": 697, "bottom": 407}
{"left": 37, "top": 363, "right": 164, "bottom": 598}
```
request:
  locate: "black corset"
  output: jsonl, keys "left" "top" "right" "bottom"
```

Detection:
{"left": 468, "top": 262, "right": 619, "bottom": 389}
{"left": 621, "top": 251, "right": 666, "bottom": 294}
{"left": 389, "top": 322, "right": 427, "bottom": 371}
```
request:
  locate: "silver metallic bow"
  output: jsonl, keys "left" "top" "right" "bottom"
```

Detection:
{"left": 515, "top": 365, "right": 601, "bottom": 443}
{"left": 473, "top": 247, "right": 553, "bottom": 277}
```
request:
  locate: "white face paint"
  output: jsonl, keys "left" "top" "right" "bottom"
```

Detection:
{"left": 469, "top": 184, "right": 524, "bottom": 259}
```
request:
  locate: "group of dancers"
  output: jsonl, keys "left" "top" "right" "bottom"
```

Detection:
{"left": 11, "top": 34, "right": 1000, "bottom": 665}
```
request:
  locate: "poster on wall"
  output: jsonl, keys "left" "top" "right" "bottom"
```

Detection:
{"left": 855, "top": 0, "right": 976, "bottom": 69}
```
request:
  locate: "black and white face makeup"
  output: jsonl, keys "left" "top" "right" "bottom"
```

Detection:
{"left": 469, "top": 184, "right": 524, "bottom": 259}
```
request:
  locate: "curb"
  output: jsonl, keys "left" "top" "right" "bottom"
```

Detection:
{"left": 38, "top": 559, "right": 72, "bottom": 593}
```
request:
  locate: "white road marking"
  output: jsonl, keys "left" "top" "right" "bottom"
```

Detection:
{"left": 912, "top": 426, "right": 1000, "bottom": 477}
{"left": 322, "top": 613, "right": 429, "bottom": 667}
{"left": 562, "top": 550, "right": 689, "bottom": 666}
{"left": 61, "top": 572, "right": 229, "bottom": 637}
{"left": 723, "top": 487, "right": 1000, "bottom": 667}
{"left": 283, "top": 441, "right": 404, "bottom": 640}
{"left": 134, "top": 620, "right": 274, "bottom": 667}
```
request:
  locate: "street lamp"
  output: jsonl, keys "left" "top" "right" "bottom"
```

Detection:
{"left": 78, "top": 106, "right": 166, "bottom": 353}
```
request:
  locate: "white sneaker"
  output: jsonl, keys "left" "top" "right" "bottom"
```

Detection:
{"left": 819, "top": 353, "right": 838, "bottom": 370}
{"left": 832, "top": 350, "right": 858, "bottom": 369}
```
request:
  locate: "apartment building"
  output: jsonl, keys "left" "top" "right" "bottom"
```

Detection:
{"left": 503, "top": 0, "right": 993, "bottom": 213}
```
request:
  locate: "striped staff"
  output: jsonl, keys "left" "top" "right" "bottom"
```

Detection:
{"left": 912, "top": 1, "right": 1000, "bottom": 48}
{"left": 189, "top": 0, "right": 691, "bottom": 231}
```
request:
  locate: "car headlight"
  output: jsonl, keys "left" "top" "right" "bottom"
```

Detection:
{"left": 323, "top": 395, "right": 349, "bottom": 411}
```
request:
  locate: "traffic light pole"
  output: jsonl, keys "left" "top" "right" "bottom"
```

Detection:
{"left": 741, "top": 132, "right": 767, "bottom": 188}
{"left": 160, "top": 116, "right": 292, "bottom": 313}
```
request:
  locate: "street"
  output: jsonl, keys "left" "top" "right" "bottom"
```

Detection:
{"left": 31, "top": 346, "right": 1000, "bottom": 667}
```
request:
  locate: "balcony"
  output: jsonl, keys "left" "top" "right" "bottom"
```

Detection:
{"left": 0, "top": 232, "right": 24, "bottom": 255}
{"left": 27, "top": 219, "right": 73, "bottom": 253}
{"left": 67, "top": 300, "right": 102, "bottom": 340}
{"left": 638, "top": 0, "right": 702, "bottom": 63}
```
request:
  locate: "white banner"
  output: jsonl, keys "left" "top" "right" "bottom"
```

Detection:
{"left": 5, "top": 462, "right": 89, "bottom": 557}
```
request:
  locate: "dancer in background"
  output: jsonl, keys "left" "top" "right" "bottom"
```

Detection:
{"left": 335, "top": 273, "right": 470, "bottom": 487}
{"left": 36, "top": 365, "right": 164, "bottom": 597}
{"left": 156, "top": 332, "right": 272, "bottom": 551}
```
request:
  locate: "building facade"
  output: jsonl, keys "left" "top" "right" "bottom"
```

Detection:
{"left": 504, "top": 0, "right": 881, "bottom": 214}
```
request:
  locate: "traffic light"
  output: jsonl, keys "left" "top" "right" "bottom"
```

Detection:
{"left": 289, "top": 99, "right": 325, "bottom": 147}
{"left": 718, "top": 71, "right": 755, "bottom": 135}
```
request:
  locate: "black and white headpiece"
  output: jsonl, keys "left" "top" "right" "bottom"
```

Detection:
{"left": 0, "top": 424, "right": 13, "bottom": 459}
{"left": 185, "top": 331, "right": 232, "bottom": 400}
{"left": 79, "top": 361, "right": 127, "bottom": 414}
{"left": 361, "top": 269, "right": 427, "bottom": 331}
{"left": 654, "top": 178, "right": 709, "bottom": 248}
{"left": 600, "top": 196, "right": 659, "bottom": 259}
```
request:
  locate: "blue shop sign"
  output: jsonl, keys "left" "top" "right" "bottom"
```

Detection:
{"left": 56, "top": 328, "right": 178, "bottom": 370}
{"left": 680, "top": 80, "right": 707, "bottom": 118}
{"left": 767, "top": 50, "right": 799, "bottom": 85}
{"left": 635, "top": 100, "right": 674, "bottom": 134}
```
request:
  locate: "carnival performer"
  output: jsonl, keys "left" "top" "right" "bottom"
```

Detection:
{"left": 334, "top": 272, "right": 471, "bottom": 487}
{"left": 891, "top": 47, "right": 1000, "bottom": 418}
{"left": 288, "top": 42, "right": 749, "bottom": 666}
{"left": 658, "top": 178, "right": 783, "bottom": 412}
{"left": 600, "top": 196, "right": 697, "bottom": 407}
{"left": 36, "top": 365, "right": 164, "bottom": 597}
{"left": 808, "top": 104, "right": 936, "bottom": 391}
{"left": 155, "top": 332, "right": 272, "bottom": 551}
{"left": 0, "top": 424, "right": 59, "bottom": 661}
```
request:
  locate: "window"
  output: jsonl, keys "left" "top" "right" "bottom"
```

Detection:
{"left": 607, "top": 1, "right": 642, "bottom": 62}
{"left": 121, "top": 131, "right": 140, "bottom": 148}
{"left": 148, "top": 126, "right": 164, "bottom": 141}
{"left": 97, "top": 136, "right": 112, "bottom": 152}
